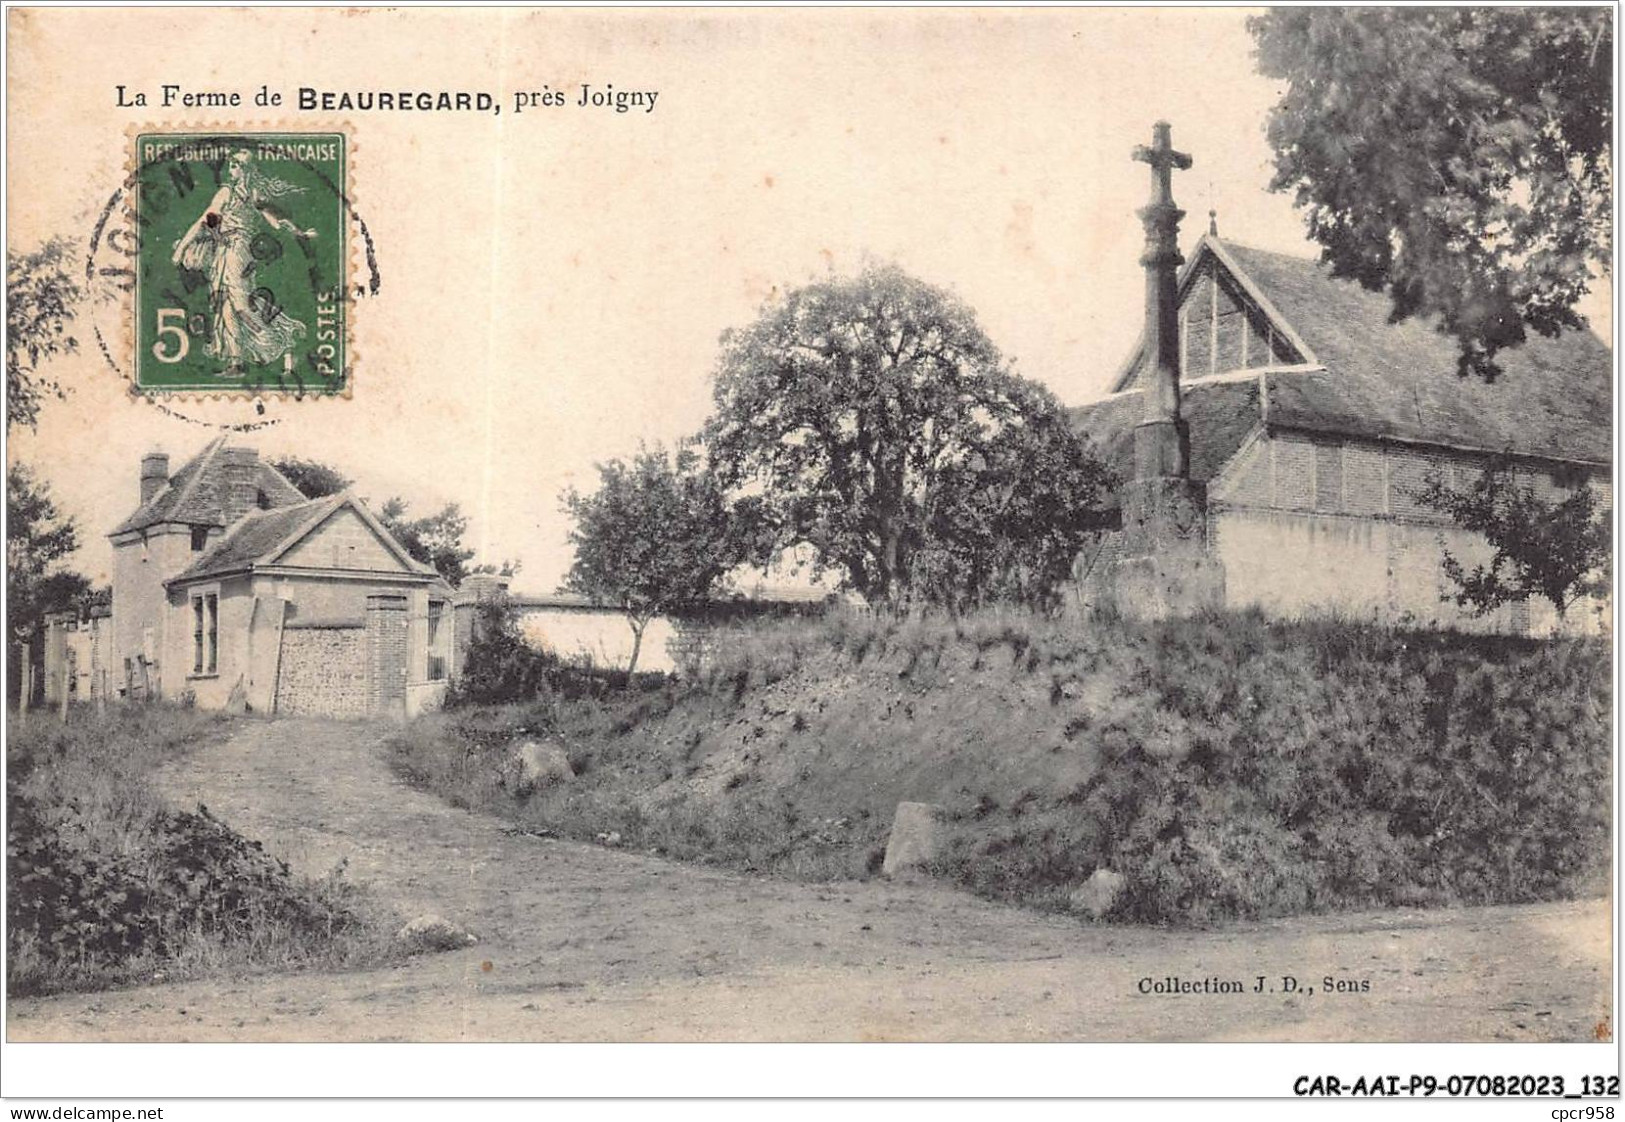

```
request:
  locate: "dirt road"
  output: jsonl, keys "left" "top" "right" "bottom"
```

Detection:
{"left": 7, "top": 718, "right": 1611, "bottom": 1042}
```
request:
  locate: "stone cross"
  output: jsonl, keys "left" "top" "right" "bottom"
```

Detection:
{"left": 1133, "top": 121, "right": 1192, "bottom": 213}
{"left": 1132, "top": 121, "right": 1192, "bottom": 479}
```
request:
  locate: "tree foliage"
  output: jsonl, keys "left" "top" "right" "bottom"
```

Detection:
{"left": 470, "top": 559, "right": 523, "bottom": 579}
{"left": 8, "top": 236, "right": 84, "bottom": 431}
{"left": 1251, "top": 8, "right": 1612, "bottom": 380}
{"left": 6, "top": 463, "right": 89, "bottom": 644}
{"left": 561, "top": 444, "right": 738, "bottom": 675}
{"left": 451, "top": 596, "right": 551, "bottom": 705}
{"left": 705, "top": 264, "right": 1112, "bottom": 609}
{"left": 912, "top": 396, "right": 1115, "bottom": 612}
{"left": 1414, "top": 455, "right": 1610, "bottom": 620}
{"left": 270, "top": 456, "right": 352, "bottom": 499}
{"left": 378, "top": 498, "right": 476, "bottom": 589}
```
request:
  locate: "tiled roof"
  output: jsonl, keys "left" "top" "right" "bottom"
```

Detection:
{"left": 170, "top": 497, "right": 341, "bottom": 583}
{"left": 111, "top": 437, "right": 309, "bottom": 535}
{"left": 168, "top": 491, "right": 438, "bottom": 585}
{"left": 1074, "top": 238, "right": 1613, "bottom": 493}
{"left": 1220, "top": 241, "right": 1612, "bottom": 464}
{"left": 1070, "top": 377, "right": 1266, "bottom": 508}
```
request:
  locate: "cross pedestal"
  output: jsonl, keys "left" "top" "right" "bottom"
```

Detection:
{"left": 1110, "top": 477, "right": 1225, "bottom": 619}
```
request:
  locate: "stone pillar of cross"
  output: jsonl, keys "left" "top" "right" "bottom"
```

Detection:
{"left": 1132, "top": 121, "right": 1192, "bottom": 479}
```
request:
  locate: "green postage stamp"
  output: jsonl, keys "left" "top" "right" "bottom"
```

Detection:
{"left": 132, "top": 131, "right": 349, "bottom": 396}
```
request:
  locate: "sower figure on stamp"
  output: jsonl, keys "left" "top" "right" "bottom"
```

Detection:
{"left": 171, "top": 149, "right": 317, "bottom": 374}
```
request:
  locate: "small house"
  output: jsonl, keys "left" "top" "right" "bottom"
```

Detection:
{"left": 103, "top": 437, "right": 454, "bottom": 718}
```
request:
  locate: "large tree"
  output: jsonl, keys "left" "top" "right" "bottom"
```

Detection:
{"left": 8, "top": 236, "right": 84, "bottom": 431}
{"left": 1251, "top": 8, "right": 1611, "bottom": 380}
{"left": 705, "top": 264, "right": 1111, "bottom": 608}
{"left": 561, "top": 444, "right": 738, "bottom": 676}
{"left": 913, "top": 386, "right": 1115, "bottom": 612}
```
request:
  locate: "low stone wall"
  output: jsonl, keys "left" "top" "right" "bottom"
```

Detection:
{"left": 515, "top": 605, "right": 678, "bottom": 674}
{"left": 275, "top": 623, "right": 368, "bottom": 718}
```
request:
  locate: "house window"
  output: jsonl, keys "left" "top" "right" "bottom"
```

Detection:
{"left": 192, "top": 592, "right": 218, "bottom": 675}
{"left": 191, "top": 526, "right": 210, "bottom": 551}
{"left": 427, "top": 600, "right": 447, "bottom": 681}
{"left": 256, "top": 488, "right": 271, "bottom": 510}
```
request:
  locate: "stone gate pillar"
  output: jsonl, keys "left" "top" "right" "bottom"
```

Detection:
{"left": 448, "top": 573, "right": 510, "bottom": 682}
{"left": 365, "top": 592, "right": 409, "bottom": 720}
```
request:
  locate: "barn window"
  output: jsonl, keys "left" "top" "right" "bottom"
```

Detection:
{"left": 191, "top": 526, "right": 209, "bottom": 551}
{"left": 191, "top": 591, "right": 218, "bottom": 674}
{"left": 256, "top": 488, "right": 271, "bottom": 510}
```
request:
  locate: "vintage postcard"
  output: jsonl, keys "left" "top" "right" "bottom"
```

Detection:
{"left": 3, "top": 3, "right": 1616, "bottom": 1106}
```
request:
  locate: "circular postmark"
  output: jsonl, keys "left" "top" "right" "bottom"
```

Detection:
{"left": 85, "top": 128, "right": 381, "bottom": 428}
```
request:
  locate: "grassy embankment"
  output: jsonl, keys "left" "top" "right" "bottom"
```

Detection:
{"left": 7, "top": 705, "right": 403, "bottom": 997}
{"left": 388, "top": 608, "right": 1611, "bottom": 924}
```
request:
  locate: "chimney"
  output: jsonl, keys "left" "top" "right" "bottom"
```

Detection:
{"left": 220, "top": 446, "right": 261, "bottom": 526}
{"left": 140, "top": 452, "right": 169, "bottom": 505}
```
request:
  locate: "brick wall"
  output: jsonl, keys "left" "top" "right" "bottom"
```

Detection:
{"left": 270, "top": 593, "right": 421, "bottom": 718}
{"left": 1173, "top": 262, "right": 1302, "bottom": 381}
{"left": 1385, "top": 448, "right": 1441, "bottom": 519}
{"left": 275, "top": 624, "right": 367, "bottom": 717}
{"left": 1183, "top": 271, "right": 1213, "bottom": 377}
{"left": 1216, "top": 431, "right": 1609, "bottom": 527}
{"left": 365, "top": 593, "right": 409, "bottom": 719}
{"left": 1201, "top": 430, "right": 1611, "bottom": 634}
{"left": 1342, "top": 444, "right": 1387, "bottom": 516}
{"left": 1312, "top": 440, "right": 1343, "bottom": 512}
{"left": 1219, "top": 438, "right": 1270, "bottom": 506}
{"left": 1271, "top": 437, "right": 1315, "bottom": 511}
{"left": 667, "top": 618, "right": 718, "bottom": 676}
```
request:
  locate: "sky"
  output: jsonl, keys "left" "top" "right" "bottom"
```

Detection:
{"left": 7, "top": 7, "right": 1611, "bottom": 593}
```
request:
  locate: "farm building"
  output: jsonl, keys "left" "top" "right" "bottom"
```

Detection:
{"left": 41, "top": 441, "right": 839, "bottom": 716}
{"left": 83, "top": 437, "right": 455, "bottom": 718}
{"left": 1072, "top": 125, "right": 1612, "bottom": 635}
